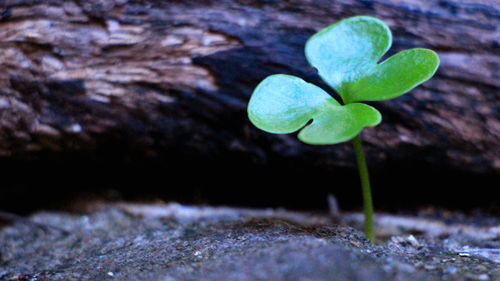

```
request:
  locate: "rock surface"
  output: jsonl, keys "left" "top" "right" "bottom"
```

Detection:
{"left": 1, "top": 203, "right": 499, "bottom": 281}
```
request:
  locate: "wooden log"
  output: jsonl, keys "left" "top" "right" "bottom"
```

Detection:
{"left": 0, "top": 0, "right": 498, "bottom": 179}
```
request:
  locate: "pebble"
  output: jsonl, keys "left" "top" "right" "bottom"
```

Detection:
{"left": 407, "top": 235, "right": 420, "bottom": 247}
{"left": 466, "top": 273, "right": 490, "bottom": 280}
{"left": 446, "top": 266, "right": 457, "bottom": 274}
{"left": 382, "top": 264, "right": 392, "bottom": 272}
{"left": 424, "top": 264, "right": 436, "bottom": 270}
{"left": 478, "top": 274, "right": 489, "bottom": 281}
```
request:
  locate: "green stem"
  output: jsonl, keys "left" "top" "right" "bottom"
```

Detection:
{"left": 352, "top": 134, "right": 375, "bottom": 243}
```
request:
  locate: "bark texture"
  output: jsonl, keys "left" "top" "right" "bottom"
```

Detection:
{"left": 0, "top": 0, "right": 499, "bottom": 175}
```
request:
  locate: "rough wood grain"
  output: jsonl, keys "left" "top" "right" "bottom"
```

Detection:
{"left": 0, "top": 0, "right": 499, "bottom": 178}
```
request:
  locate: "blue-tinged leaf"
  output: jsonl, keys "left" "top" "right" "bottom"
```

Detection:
{"left": 248, "top": 74, "right": 381, "bottom": 144}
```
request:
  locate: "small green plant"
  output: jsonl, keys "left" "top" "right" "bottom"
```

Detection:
{"left": 247, "top": 16, "right": 439, "bottom": 242}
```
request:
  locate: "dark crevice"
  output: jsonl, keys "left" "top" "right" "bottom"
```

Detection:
{"left": 0, "top": 149, "right": 498, "bottom": 216}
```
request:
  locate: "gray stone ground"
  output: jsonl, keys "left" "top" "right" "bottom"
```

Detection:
{"left": 0, "top": 203, "right": 499, "bottom": 281}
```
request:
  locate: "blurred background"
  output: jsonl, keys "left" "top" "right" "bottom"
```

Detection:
{"left": 0, "top": 0, "right": 498, "bottom": 215}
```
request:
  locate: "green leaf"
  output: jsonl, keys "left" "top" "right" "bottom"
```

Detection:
{"left": 247, "top": 74, "right": 382, "bottom": 145}
{"left": 305, "top": 16, "right": 391, "bottom": 95}
{"left": 305, "top": 16, "right": 439, "bottom": 104}
{"left": 341, "top": 49, "right": 439, "bottom": 103}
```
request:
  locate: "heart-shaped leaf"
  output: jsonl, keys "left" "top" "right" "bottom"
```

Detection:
{"left": 305, "top": 16, "right": 439, "bottom": 104}
{"left": 247, "top": 74, "right": 381, "bottom": 145}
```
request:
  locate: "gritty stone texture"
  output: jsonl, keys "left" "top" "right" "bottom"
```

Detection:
{"left": 0, "top": 204, "right": 499, "bottom": 281}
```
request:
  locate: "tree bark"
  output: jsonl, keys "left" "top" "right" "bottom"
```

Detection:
{"left": 0, "top": 0, "right": 499, "bottom": 177}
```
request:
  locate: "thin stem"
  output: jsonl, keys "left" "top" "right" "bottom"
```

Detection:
{"left": 351, "top": 134, "right": 375, "bottom": 242}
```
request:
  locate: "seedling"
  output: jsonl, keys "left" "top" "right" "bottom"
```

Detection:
{"left": 247, "top": 16, "right": 439, "bottom": 242}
